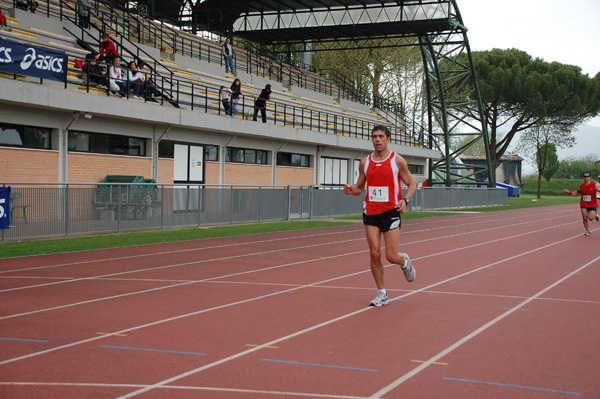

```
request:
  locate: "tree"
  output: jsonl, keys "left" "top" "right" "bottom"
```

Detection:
{"left": 517, "top": 124, "right": 575, "bottom": 198}
{"left": 470, "top": 48, "right": 600, "bottom": 184}
{"left": 312, "top": 40, "right": 424, "bottom": 123}
{"left": 537, "top": 143, "right": 559, "bottom": 197}
{"left": 556, "top": 154, "right": 600, "bottom": 179}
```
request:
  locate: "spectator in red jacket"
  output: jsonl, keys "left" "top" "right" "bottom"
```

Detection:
{"left": 0, "top": 0, "right": 8, "bottom": 30}
{"left": 94, "top": 33, "right": 117, "bottom": 64}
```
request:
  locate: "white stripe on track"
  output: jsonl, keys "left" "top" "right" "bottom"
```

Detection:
{"left": 0, "top": 382, "right": 371, "bottom": 399}
{"left": 112, "top": 228, "right": 585, "bottom": 398}
{"left": 0, "top": 221, "right": 576, "bottom": 368}
{"left": 369, "top": 253, "right": 600, "bottom": 398}
{"left": 0, "top": 211, "right": 573, "bottom": 296}
{"left": 0, "top": 206, "right": 568, "bottom": 276}
{"left": 0, "top": 217, "right": 574, "bottom": 322}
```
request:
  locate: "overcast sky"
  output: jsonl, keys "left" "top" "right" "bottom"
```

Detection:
{"left": 455, "top": 0, "right": 600, "bottom": 168}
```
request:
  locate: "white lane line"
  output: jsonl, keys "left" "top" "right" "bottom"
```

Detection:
{"left": 0, "top": 382, "right": 372, "bottom": 399}
{"left": 0, "top": 217, "right": 572, "bottom": 322}
{"left": 113, "top": 230, "right": 584, "bottom": 399}
{"left": 0, "top": 221, "right": 575, "bottom": 368}
{"left": 369, "top": 257, "right": 600, "bottom": 397}
{"left": 0, "top": 212, "right": 570, "bottom": 295}
{"left": 0, "top": 207, "right": 564, "bottom": 276}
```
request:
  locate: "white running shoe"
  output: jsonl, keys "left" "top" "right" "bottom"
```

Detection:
{"left": 402, "top": 253, "right": 415, "bottom": 282}
{"left": 585, "top": 230, "right": 591, "bottom": 236}
{"left": 369, "top": 292, "right": 388, "bottom": 307}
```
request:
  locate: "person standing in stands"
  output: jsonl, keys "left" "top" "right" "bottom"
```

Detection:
{"left": 77, "top": 0, "right": 90, "bottom": 29}
{"left": 253, "top": 84, "right": 272, "bottom": 123}
{"left": 95, "top": 33, "right": 118, "bottom": 64}
{"left": 222, "top": 38, "right": 234, "bottom": 74}
{"left": 220, "top": 85, "right": 232, "bottom": 115}
{"left": 229, "top": 78, "right": 242, "bottom": 118}
{"left": 564, "top": 172, "right": 600, "bottom": 236}
{"left": 343, "top": 125, "right": 416, "bottom": 307}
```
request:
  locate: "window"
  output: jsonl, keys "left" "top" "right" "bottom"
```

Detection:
{"left": 204, "top": 145, "right": 218, "bottom": 161}
{"left": 319, "top": 156, "right": 348, "bottom": 186}
{"left": 277, "top": 152, "right": 310, "bottom": 167}
{"left": 226, "top": 147, "right": 268, "bottom": 165}
{"left": 159, "top": 141, "right": 218, "bottom": 161}
{"left": 0, "top": 123, "right": 51, "bottom": 149}
{"left": 408, "top": 164, "right": 424, "bottom": 175}
{"left": 68, "top": 131, "right": 146, "bottom": 156}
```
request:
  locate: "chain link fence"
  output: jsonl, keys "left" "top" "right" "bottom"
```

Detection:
{"left": 0, "top": 183, "right": 507, "bottom": 241}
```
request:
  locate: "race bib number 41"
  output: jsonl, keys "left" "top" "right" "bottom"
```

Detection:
{"left": 369, "top": 186, "right": 389, "bottom": 202}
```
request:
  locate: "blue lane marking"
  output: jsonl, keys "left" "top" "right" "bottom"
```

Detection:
{"left": 262, "top": 358, "right": 378, "bottom": 372}
{"left": 0, "top": 337, "right": 48, "bottom": 343}
{"left": 101, "top": 345, "right": 206, "bottom": 356}
{"left": 444, "top": 377, "right": 581, "bottom": 395}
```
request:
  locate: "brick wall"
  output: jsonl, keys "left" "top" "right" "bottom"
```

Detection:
{"left": 224, "top": 163, "right": 272, "bottom": 185}
{"left": 0, "top": 148, "right": 58, "bottom": 182}
{"left": 275, "top": 166, "right": 314, "bottom": 186}
{"left": 0, "top": 148, "right": 315, "bottom": 187}
{"left": 68, "top": 153, "right": 152, "bottom": 183}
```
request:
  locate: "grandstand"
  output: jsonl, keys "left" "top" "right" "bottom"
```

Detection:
{"left": 0, "top": 0, "right": 439, "bottom": 188}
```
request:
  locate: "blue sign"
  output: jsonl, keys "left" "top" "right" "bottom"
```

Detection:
{"left": 0, "top": 38, "right": 67, "bottom": 82}
{"left": 0, "top": 187, "right": 10, "bottom": 229}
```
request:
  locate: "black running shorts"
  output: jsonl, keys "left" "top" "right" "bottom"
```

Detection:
{"left": 363, "top": 208, "right": 401, "bottom": 233}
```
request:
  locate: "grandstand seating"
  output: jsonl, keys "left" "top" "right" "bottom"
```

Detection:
{"left": 0, "top": 0, "right": 422, "bottom": 146}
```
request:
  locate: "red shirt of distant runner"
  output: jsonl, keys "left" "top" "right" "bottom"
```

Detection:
{"left": 578, "top": 182, "right": 597, "bottom": 208}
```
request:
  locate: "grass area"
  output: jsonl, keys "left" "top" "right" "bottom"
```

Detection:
{"left": 521, "top": 177, "right": 583, "bottom": 196}
{"left": 0, "top": 194, "right": 577, "bottom": 259}
{"left": 0, "top": 221, "right": 353, "bottom": 259}
{"left": 339, "top": 194, "right": 576, "bottom": 220}
{"left": 477, "top": 193, "right": 575, "bottom": 211}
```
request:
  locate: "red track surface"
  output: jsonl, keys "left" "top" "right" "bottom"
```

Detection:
{"left": 1, "top": 204, "right": 599, "bottom": 398}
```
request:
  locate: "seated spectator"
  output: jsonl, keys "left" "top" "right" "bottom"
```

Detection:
{"left": 16, "top": 0, "right": 37, "bottom": 13}
{"left": 108, "top": 58, "right": 126, "bottom": 97}
{"left": 82, "top": 52, "right": 108, "bottom": 89}
{"left": 0, "top": 14, "right": 6, "bottom": 31}
{"left": 0, "top": 0, "right": 8, "bottom": 30}
{"left": 137, "top": 60, "right": 160, "bottom": 99}
{"left": 127, "top": 60, "right": 144, "bottom": 99}
{"left": 95, "top": 33, "right": 118, "bottom": 65}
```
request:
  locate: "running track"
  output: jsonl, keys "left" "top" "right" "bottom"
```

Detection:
{"left": 0, "top": 204, "right": 599, "bottom": 398}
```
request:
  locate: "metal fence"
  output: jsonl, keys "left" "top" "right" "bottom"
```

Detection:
{"left": 0, "top": 183, "right": 507, "bottom": 241}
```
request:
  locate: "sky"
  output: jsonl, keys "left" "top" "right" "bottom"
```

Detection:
{"left": 455, "top": 0, "right": 600, "bottom": 172}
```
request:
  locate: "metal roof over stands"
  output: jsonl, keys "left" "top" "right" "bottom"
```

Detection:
{"left": 192, "top": 0, "right": 458, "bottom": 45}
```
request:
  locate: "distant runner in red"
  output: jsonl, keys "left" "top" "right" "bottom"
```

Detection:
{"left": 596, "top": 175, "right": 600, "bottom": 221}
{"left": 343, "top": 125, "right": 417, "bottom": 307}
{"left": 564, "top": 172, "right": 600, "bottom": 236}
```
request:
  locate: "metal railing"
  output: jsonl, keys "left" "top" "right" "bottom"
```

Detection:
{"left": 24, "top": 0, "right": 375, "bottom": 104}
{"left": 1, "top": 183, "right": 507, "bottom": 241}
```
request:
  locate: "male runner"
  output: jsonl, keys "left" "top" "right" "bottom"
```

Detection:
{"left": 344, "top": 125, "right": 417, "bottom": 306}
{"left": 564, "top": 172, "right": 600, "bottom": 236}
{"left": 596, "top": 175, "right": 600, "bottom": 221}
